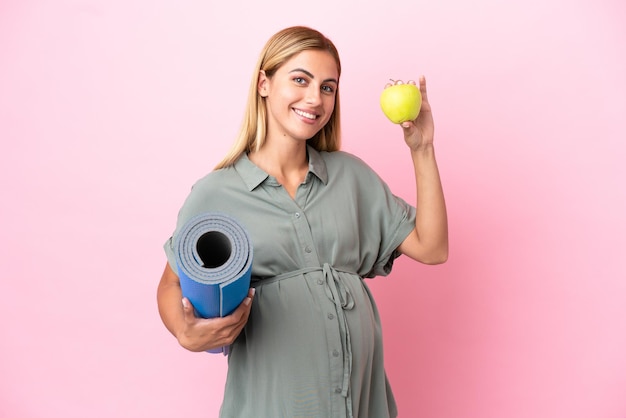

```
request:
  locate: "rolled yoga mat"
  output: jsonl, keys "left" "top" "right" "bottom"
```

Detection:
{"left": 174, "top": 212, "right": 253, "bottom": 354}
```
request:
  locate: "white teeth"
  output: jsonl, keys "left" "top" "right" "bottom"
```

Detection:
{"left": 294, "top": 109, "right": 317, "bottom": 120}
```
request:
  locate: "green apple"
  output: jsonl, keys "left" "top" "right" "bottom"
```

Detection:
{"left": 379, "top": 81, "right": 422, "bottom": 124}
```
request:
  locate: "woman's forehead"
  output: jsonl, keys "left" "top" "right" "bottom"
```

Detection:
{"left": 280, "top": 50, "right": 339, "bottom": 79}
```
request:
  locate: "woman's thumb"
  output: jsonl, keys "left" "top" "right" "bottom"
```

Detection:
{"left": 401, "top": 120, "right": 416, "bottom": 137}
{"left": 181, "top": 297, "right": 195, "bottom": 319}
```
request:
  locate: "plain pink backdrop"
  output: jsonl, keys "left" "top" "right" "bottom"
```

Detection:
{"left": 1, "top": 0, "right": 625, "bottom": 417}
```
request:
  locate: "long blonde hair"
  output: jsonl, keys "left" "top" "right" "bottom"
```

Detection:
{"left": 214, "top": 26, "right": 342, "bottom": 170}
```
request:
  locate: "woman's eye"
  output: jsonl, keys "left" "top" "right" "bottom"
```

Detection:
{"left": 294, "top": 77, "right": 306, "bottom": 84}
{"left": 322, "top": 85, "right": 335, "bottom": 93}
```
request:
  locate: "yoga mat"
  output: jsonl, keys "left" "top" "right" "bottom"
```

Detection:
{"left": 174, "top": 212, "right": 253, "bottom": 354}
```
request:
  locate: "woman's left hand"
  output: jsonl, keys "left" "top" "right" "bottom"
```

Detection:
{"left": 384, "top": 76, "right": 434, "bottom": 151}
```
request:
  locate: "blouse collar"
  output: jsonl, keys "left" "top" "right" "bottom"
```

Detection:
{"left": 235, "top": 145, "right": 329, "bottom": 191}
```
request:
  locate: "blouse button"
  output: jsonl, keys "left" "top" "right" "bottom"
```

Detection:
{"left": 294, "top": 212, "right": 300, "bottom": 218}
{"left": 304, "top": 246, "right": 312, "bottom": 253}
{"left": 332, "top": 349, "right": 340, "bottom": 357}
{"left": 334, "top": 387, "right": 342, "bottom": 394}
{"left": 327, "top": 313, "right": 334, "bottom": 320}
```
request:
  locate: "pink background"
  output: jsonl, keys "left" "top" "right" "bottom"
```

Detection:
{"left": 1, "top": 0, "right": 625, "bottom": 417}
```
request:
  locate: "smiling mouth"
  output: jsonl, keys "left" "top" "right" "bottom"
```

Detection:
{"left": 294, "top": 108, "right": 318, "bottom": 120}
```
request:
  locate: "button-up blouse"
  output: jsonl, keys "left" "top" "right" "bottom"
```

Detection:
{"left": 164, "top": 146, "right": 416, "bottom": 418}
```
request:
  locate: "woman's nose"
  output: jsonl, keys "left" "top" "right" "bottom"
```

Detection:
{"left": 305, "top": 85, "right": 322, "bottom": 104}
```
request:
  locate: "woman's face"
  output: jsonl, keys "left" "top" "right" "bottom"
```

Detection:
{"left": 258, "top": 49, "right": 338, "bottom": 144}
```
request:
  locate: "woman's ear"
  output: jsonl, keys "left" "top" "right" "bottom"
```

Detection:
{"left": 257, "top": 70, "right": 268, "bottom": 97}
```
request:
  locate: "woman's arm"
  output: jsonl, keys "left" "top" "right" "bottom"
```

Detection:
{"left": 395, "top": 76, "right": 449, "bottom": 264}
{"left": 157, "top": 263, "right": 255, "bottom": 352}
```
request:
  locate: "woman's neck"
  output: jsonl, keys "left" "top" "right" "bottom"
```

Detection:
{"left": 248, "top": 141, "right": 309, "bottom": 198}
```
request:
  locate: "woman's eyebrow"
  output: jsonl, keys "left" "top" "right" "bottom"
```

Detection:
{"left": 289, "top": 68, "right": 338, "bottom": 84}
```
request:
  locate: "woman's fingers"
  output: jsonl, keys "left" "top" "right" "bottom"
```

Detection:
{"left": 177, "top": 288, "right": 256, "bottom": 351}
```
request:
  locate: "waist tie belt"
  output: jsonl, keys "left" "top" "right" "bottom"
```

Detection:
{"left": 252, "top": 263, "right": 356, "bottom": 416}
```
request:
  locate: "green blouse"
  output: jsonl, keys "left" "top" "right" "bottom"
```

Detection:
{"left": 164, "top": 146, "right": 416, "bottom": 418}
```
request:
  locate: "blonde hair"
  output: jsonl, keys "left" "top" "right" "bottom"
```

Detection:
{"left": 214, "top": 26, "right": 342, "bottom": 170}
